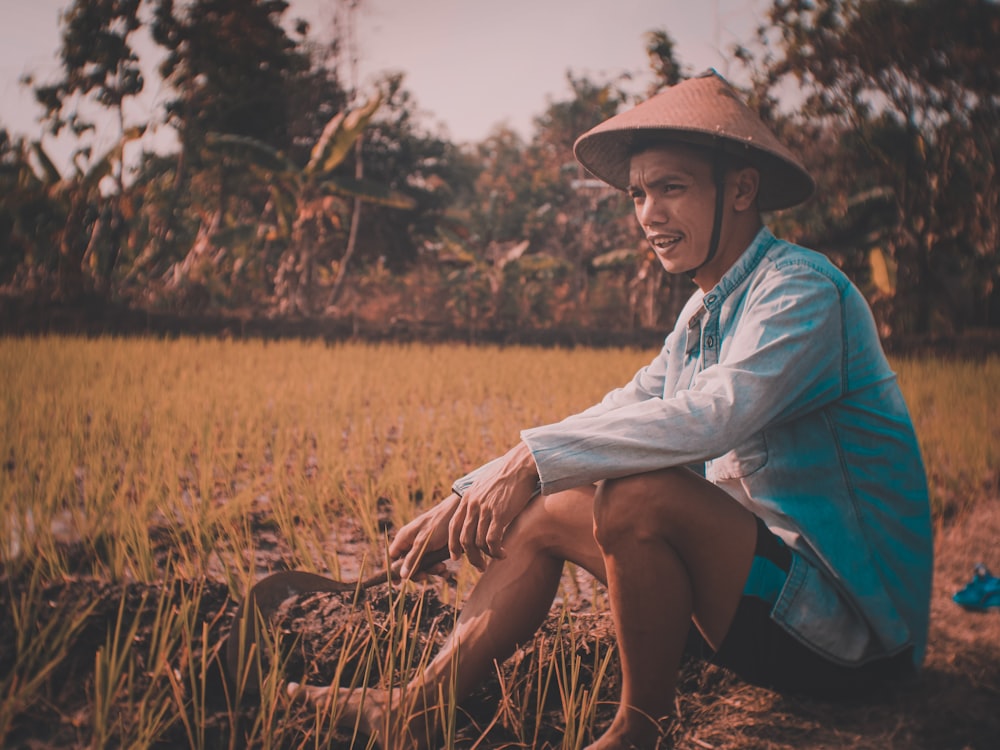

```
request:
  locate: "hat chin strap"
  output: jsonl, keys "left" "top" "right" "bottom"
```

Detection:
{"left": 687, "top": 152, "right": 726, "bottom": 280}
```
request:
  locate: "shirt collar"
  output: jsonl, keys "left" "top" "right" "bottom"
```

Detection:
{"left": 704, "top": 226, "right": 776, "bottom": 310}
{"left": 679, "top": 226, "right": 776, "bottom": 330}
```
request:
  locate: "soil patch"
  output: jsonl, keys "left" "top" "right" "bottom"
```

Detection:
{"left": 2, "top": 499, "right": 998, "bottom": 749}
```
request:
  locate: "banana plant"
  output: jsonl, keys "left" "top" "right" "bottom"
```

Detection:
{"left": 0, "top": 136, "right": 62, "bottom": 281}
{"left": 5, "top": 127, "right": 145, "bottom": 299}
{"left": 206, "top": 92, "right": 416, "bottom": 315}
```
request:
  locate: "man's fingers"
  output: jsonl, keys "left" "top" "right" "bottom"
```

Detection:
{"left": 389, "top": 528, "right": 414, "bottom": 559}
{"left": 390, "top": 509, "right": 430, "bottom": 558}
{"left": 399, "top": 533, "right": 426, "bottom": 578}
{"left": 476, "top": 506, "right": 492, "bottom": 550}
{"left": 466, "top": 541, "right": 488, "bottom": 570}
{"left": 463, "top": 518, "right": 488, "bottom": 570}
{"left": 460, "top": 504, "right": 479, "bottom": 556}
{"left": 485, "top": 521, "right": 506, "bottom": 560}
{"left": 448, "top": 501, "right": 468, "bottom": 560}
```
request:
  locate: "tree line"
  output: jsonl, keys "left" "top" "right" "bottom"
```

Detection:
{"left": 1, "top": 0, "right": 998, "bottom": 342}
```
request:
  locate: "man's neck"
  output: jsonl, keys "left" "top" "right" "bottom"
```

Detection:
{"left": 692, "top": 221, "right": 763, "bottom": 292}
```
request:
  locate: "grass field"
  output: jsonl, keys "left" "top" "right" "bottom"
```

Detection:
{"left": 1, "top": 336, "right": 997, "bottom": 748}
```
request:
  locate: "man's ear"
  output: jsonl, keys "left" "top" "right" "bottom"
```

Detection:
{"left": 732, "top": 167, "right": 760, "bottom": 211}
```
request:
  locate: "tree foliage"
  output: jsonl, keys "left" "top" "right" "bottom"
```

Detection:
{"left": 3, "top": 0, "right": 998, "bottom": 342}
{"left": 33, "top": 0, "right": 144, "bottom": 147}
{"left": 152, "top": 0, "right": 309, "bottom": 154}
{"left": 749, "top": 0, "right": 1000, "bottom": 335}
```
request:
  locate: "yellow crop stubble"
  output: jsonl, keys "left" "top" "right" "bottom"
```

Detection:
{"left": 2, "top": 335, "right": 994, "bottom": 748}
{"left": 893, "top": 355, "right": 1000, "bottom": 519}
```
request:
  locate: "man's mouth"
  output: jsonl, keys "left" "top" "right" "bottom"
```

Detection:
{"left": 648, "top": 234, "right": 682, "bottom": 251}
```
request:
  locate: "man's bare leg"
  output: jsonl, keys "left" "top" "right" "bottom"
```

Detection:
{"left": 586, "top": 468, "right": 757, "bottom": 750}
{"left": 294, "top": 467, "right": 757, "bottom": 749}
{"left": 291, "top": 486, "right": 607, "bottom": 749}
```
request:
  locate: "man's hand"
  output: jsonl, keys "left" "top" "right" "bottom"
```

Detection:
{"left": 448, "top": 442, "right": 539, "bottom": 570}
{"left": 389, "top": 492, "right": 461, "bottom": 579}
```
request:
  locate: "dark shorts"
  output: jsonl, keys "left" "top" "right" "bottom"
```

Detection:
{"left": 685, "top": 516, "right": 914, "bottom": 697}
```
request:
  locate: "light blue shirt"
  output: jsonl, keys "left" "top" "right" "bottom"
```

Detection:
{"left": 455, "top": 227, "right": 933, "bottom": 667}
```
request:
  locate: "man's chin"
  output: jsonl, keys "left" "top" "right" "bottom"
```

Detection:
{"left": 655, "top": 257, "right": 693, "bottom": 276}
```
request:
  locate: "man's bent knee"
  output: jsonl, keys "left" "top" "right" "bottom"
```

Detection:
{"left": 506, "top": 486, "right": 599, "bottom": 558}
{"left": 593, "top": 469, "right": 689, "bottom": 550}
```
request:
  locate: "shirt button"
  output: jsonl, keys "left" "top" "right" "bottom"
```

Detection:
{"left": 705, "top": 294, "right": 718, "bottom": 306}
{"left": 706, "top": 336, "right": 715, "bottom": 347}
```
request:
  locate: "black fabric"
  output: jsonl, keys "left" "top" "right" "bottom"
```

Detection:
{"left": 749, "top": 514, "right": 792, "bottom": 574}
{"left": 685, "top": 517, "right": 915, "bottom": 697}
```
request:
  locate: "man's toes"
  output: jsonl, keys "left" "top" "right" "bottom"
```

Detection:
{"left": 286, "top": 682, "right": 331, "bottom": 706}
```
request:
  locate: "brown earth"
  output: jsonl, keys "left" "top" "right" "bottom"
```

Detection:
{"left": 2, "top": 497, "right": 998, "bottom": 749}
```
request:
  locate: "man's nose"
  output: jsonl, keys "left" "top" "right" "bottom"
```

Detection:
{"left": 638, "top": 195, "right": 666, "bottom": 227}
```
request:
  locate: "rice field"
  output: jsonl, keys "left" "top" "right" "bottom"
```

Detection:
{"left": 1, "top": 336, "right": 997, "bottom": 748}
{"left": 1, "top": 337, "right": 650, "bottom": 580}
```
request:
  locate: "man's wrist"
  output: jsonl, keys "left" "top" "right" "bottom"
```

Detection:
{"left": 508, "top": 441, "right": 539, "bottom": 483}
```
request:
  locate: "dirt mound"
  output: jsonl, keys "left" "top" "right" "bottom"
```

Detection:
{"left": 2, "top": 499, "right": 998, "bottom": 749}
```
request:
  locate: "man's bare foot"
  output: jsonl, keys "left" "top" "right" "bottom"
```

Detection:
{"left": 287, "top": 682, "right": 388, "bottom": 747}
{"left": 584, "top": 714, "right": 672, "bottom": 750}
{"left": 287, "top": 683, "right": 437, "bottom": 750}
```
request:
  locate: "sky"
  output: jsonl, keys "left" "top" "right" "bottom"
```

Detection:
{"left": 0, "top": 0, "right": 770, "bottom": 171}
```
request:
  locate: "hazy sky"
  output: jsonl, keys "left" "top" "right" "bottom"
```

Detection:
{"left": 0, "top": 0, "right": 769, "bottom": 169}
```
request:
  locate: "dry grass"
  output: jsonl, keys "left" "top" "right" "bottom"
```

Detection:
{"left": 1, "top": 336, "right": 997, "bottom": 748}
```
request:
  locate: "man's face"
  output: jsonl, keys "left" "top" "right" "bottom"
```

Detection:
{"left": 628, "top": 144, "right": 718, "bottom": 275}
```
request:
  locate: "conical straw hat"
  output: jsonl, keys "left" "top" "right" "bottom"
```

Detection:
{"left": 573, "top": 70, "right": 815, "bottom": 211}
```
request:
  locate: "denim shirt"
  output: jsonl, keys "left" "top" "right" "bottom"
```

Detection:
{"left": 455, "top": 227, "right": 933, "bottom": 668}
